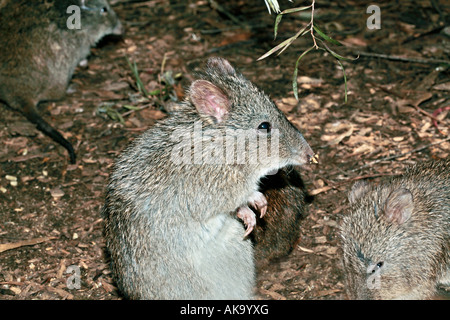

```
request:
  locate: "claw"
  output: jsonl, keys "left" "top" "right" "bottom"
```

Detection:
{"left": 248, "top": 191, "right": 268, "bottom": 218}
{"left": 237, "top": 205, "right": 256, "bottom": 237}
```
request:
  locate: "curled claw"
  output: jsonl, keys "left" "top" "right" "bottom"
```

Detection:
{"left": 248, "top": 191, "right": 268, "bottom": 218}
{"left": 237, "top": 205, "right": 256, "bottom": 238}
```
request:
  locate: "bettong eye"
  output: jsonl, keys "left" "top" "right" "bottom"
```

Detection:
{"left": 257, "top": 122, "right": 271, "bottom": 132}
{"left": 100, "top": 7, "right": 108, "bottom": 14}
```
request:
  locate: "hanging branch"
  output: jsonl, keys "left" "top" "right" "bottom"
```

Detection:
{"left": 258, "top": 0, "right": 358, "bottom": 102}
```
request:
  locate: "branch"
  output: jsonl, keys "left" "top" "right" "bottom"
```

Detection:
{"left": 358, "top": 51, "right": 450, "bottom": 65}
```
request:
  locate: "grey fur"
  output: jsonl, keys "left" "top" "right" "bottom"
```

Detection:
{"left": 102, "top": 57, "right": 314, "bottom": 299}
{"left": 0, "top": 0, "right": 122, "bottom": 163}
{"left": 340, "top": 159, "right": 450, "bottom": 299}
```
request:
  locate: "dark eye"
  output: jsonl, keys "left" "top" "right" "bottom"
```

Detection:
{"left": 257, "top": 122, "right": 271, "bottom": 132}
{"left": 372, "top": 261, "right": 384, "bottom": 273}
{"left": 100, "top": 7, "right": 108, "bottom": 13}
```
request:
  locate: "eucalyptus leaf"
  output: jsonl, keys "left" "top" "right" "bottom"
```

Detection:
{"left": 293, "top": 46, "right": 315, "bottom": 100}
{"left": 279, "top": 26, "right": 310, "bottom": 57}
{"left": 321, "top": 40, "right": 359, "bottom": 61}
{"left": 280, "top": 5, "right": 312, "bottom": 15}
{"left": 336, "top": 59, "right": 348, "bottom": 103}
{"left": 122, "top": 105, "right": 142, "bottom": 111}
{"left": 257, "top": 36, "right": 295, "bottom": 60}
{"left": 274, "top": 14, "right": 282, "bottom": 39}
{"left": 313, "top": 25, "right": 342, "bottom": 46}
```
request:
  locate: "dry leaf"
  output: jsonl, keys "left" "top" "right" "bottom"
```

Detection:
{"left": 297, "top": 76, "right": 323, "bottom": 85}
{"left": 259, "top": 288, "right": 287, "bottom": 300}
{"left": 309, "top": 185, "right": 334, "bottom": 196}
{"left": 342, "top": 37, "right": 368, "bottom": 46}
{"left": 322, "top": 121, "right": 354, "bottom": 145}
{"left": 433, "top": 82, "right": 450, "bottom": 91}
{"left": 50, "top": 187, "right": 65, "bottom": 200}
{"left": 298, "top": 245, "right": 314, "bottom": 253}
{"left": 315, "top": 236, "right": 327, "bottom": 244}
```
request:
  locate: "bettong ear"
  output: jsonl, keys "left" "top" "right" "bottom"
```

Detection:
{"left": 383, "top": 188, "right": 414, "bottom": 225}
{"left": 206, "top": 57, "right": 236, "bottom": 76}
{"left": 348, "top": 180, "right": 372, "bottom": 205}
{"left": 189, "top": 80, "right": 231, "bottom": 123}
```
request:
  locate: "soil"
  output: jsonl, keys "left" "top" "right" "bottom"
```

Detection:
{"left": 0, "top": 0, "right": 449, "bottom": 300}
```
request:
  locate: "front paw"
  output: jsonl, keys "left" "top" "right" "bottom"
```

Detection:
{"left": 247, "top": 191, "right": 268, "bottom": 218}
{"left": 237, "top": 205, "right": 256, "bottom": 238}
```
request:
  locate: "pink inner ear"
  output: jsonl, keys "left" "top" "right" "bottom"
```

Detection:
{"left": 190, "top": 80, "right": 231, "bottom": 123}
{"left": 384, "top": 188, "right": 414, "bottom": 225}
{"left": 204, "top": 93, "right": 228, "bottom": 122}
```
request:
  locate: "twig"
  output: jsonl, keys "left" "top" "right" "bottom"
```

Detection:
{"left": 207, "top": 0, "right": 248, "bottom": 29}
{"left": 200, "top": 24, "right": 267, "bottom": 35}
{"left": 402, "top": 25, "right": 445, "bottom": 44}
{"left": 413, "top": 104, "right": 446, "bottom": 124}
{"left": 367, "top": 81, "right": 448, "bottom": 125}
{"left": 121, "top": 103, "right": 153, "bottom": 117}
{"left": 309, "top": 0, "right": 318, "bottom": 49}
{"left": 207, "top": 39, "right": 257, "bottom": 53}
{"left": 358, "top": 51, "right": 450, "bottom": 65}
{"left": 351, "top": 136, "right": 450, "bottom": 172}
{"left": 0, "top": 236, "right": 57, "bottom": 253}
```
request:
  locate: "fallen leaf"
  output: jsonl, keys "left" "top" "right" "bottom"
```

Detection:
{"left": 298, "top": 245, "right": 314, "bottom": 253}
{"left": 50, "top": 187, "right": 65, "bottom": 200}
{"left": 321, "top": 121, "right": 354, "bottom": 145}
{"left": 433, "top": 82, "right": 450, "bottom": 91}
{"left": 259, "top": 288, "right": 287, "bottom": 300}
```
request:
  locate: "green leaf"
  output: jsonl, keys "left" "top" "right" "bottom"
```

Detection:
{"left": 148, "top": 89, "right": 161, "bottom": 96}
{"left": 336, "top": 59, "right": 348, "bottom": 103}
{"left": 257, "top": 36, "right": 295, "bottom": 61}
{"left": 293, "top": 46, "right": 315, "bottom": 100}
{"left": 321, "top": 40, "right": 359, "bottom": 61}
{"left": 258, "top": 24, "right": 310, "bottom": 61}
{"left": 264, "top": 0, "right": 280, "bottom": 14}
{"left": 274, "top": 14, "right": 282, "bottom": 39}
{"left": 313, "top": 25, "right": 342, "bottom": 46}
{"left": 100, "top": 106, "right": 124, "bottom": 123}
{"left": 122, "top": 105, "right": 142, "bottom": 111}
{"left": 277, "top": 25, "right": 309, "bottom": 56}
{"left": 126, "top": 56, "right": 151, "bottom": 98}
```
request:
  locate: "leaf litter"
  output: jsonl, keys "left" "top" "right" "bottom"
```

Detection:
{"left": 0, "top": 0, "right": 448, "bottom": 300}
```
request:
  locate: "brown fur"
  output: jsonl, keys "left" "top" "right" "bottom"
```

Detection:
{"left": 251, "top": 166, "right": 311, "bottom": 269}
